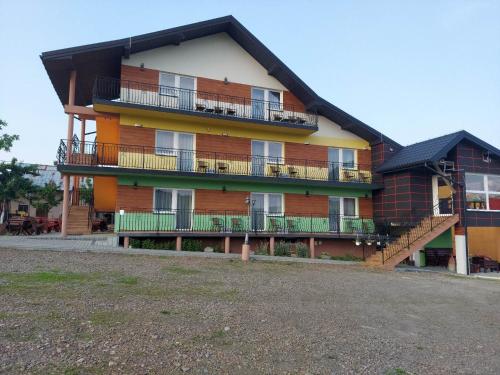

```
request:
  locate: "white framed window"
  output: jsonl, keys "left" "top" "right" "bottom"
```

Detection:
{"left": 328, "top": 148, "right": 357, "bottom": 169}
{"left": 159, "top": 72, "right": 196, "bottom": 96}
{"left": 251, "top": 140, "right": 283, "bottom": 163}
{"left": 153, "top": 188, "right": 194, "bottom": 213}
{"left": 328, "top": 196, "right": 358, "bottom": 217}
{"left": 250, "top": 192, "right": 284, "bottom": 215}
{"left": 465, "top": 173, "right": 500, "bottom": 211}
{"left": 155, "top": 130, "right": 194, "bottom": 154}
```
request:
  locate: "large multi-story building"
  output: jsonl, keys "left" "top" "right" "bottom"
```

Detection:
{"left": 41, "top": 16, "right": 499, "bottom": 271}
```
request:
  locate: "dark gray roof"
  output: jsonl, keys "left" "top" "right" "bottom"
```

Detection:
{"left": 377, "top": 130, "right": 500, "bottom": 173}
{"left": 40, "top": 15, "right": 400, "bottom": 148}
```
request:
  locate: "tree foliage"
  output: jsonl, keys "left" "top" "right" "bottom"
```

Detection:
{"left": 0, "top": 119, "right": 19, "bottom": 152}
{"left": 0, "top": 159, "right": 39, "bottom": 221}
{"left": 31, "top": 181, "right": 62, "bottom": 216}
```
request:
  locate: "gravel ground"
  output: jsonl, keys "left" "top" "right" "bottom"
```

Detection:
{"left": 0, "top": 249, "right": 499, "bottom": 375}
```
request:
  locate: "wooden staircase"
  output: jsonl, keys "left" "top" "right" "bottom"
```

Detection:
{"left": 365, "top": 214, "right": 459, "bottom": 270}
{"left": 66, "top": 206, "right": 91, "bottom": 235}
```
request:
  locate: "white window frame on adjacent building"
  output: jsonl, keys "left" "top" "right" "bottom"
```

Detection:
{"left": 465, "top": 173, "right": 500, "bottom": 212}
{"left": 328, "top": 147, "right": 357, "bottom": 169}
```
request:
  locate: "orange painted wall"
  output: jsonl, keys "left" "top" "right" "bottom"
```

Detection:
{"left": 467, "top": 227, "right": 500, "bottom": 261}
{"left": 96, "top": 116, "right": 120, "bottom": 144}
{"left": 94, "top": 176, "right": 117, "bottom": 212}
{"left": 94, "top": 117, "right": 119, "bottom": 211}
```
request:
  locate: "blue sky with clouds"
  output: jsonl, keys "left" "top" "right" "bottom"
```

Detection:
{"left": 0, "top": 0, "right": 499, "bottom": 164}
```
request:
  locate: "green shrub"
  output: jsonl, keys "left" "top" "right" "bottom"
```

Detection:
{"left": 129, "top": 238, "right": 142, "bottom": 248}
{"left": 155, "top": 241, "right": 175, "bottom": 250}
{"left": 183, "top": 239, "right": 203, "bottom": 252}
{"left": 295, "top": 242, "right": 309, "bottom": 258}
{"left": 141, "top": 239, "right": 156, "bottom": 249}
{"left": 330, "top": 254, "right": 363, "bottom": 262}
{"left": 254, "top": 241, "right": 269, "bottom": 255}
{"left": 274, "top": 241, "right": 291, "bottom": 257}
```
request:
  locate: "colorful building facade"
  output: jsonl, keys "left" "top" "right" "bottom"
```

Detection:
{"left": 41, "top": 16, "right": 499, "bottom": 270}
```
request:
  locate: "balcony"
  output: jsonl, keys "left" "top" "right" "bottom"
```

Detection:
{"left": 115, "top": 209, "right": 375, "bottom": 236}
{"left": 93, "top": 77, "right": 318, "bottom": 131}
{"left": 57, "top": 140, "right": 373, "bottom": 185}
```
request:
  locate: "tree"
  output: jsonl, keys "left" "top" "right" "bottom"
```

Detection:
{"left": 0, "top": 119, "right": 19, "bottom": 152}
{"left": 31, "top": 181, "right": 62, "bottom": 217}
{"left": 0, "top": 159, "right": 38, "bottom": 222}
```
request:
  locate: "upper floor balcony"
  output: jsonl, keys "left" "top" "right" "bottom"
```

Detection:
{"left": 57, "top": 140, "right": 374, "bottom": 186}
{"left": 93, "top": 77, "right": 319, "bottom": 132}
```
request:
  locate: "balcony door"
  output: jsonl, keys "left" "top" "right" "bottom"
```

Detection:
{"left": 251, "top": 88, "right": 282, "bottom": 120}
{"left": 156, "top": 130, "right": 194, "bottom": 172}
{"left": 250, "top": 193, "right": 283, "bottom": 231}
{"left": 329, "top": 197, "right": 357, "bottom": 232}
{"left": 251, "top": 140, "right": 283, "bottom": 176}
{"left": 159, "top": 72, "right": 195, "bottom": 110}
{"left": 179, "top": 76, "right": 195, "bottom": 110}
{"left": 328, "top": 148, "right": 356, "bottom": 181}
{"left": 154, "top": 188, "right": 193, "bottom": 231}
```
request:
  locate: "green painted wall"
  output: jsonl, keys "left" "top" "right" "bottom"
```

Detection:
{"left": 117, "top": 175, "right": 372, "bottom": 197}
{"left": 425, "top": 229, "right": 453, "bottom": 249}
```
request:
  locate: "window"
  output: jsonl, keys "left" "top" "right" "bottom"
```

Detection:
{"left": 250, "top": 193, "right": 283, "bottom": 214}
{"left": 154, "top": 189, "right": 172, "bottom": 212}
{"left": 153, "top": 189, "right": 193, "bottom": 212}
{"left": 17, "top": 204, "right": 29, "bottom": 213}
{"left": 155, "top": 130, "right": 194, "bottom": 154}
{"left": 328, "top": 148, "right": 357, "bottom": 168}
{"left": 159, "top": 72, "right": 194, "bottom": 95}
{"left": 343, "top": 198, "right": 356, "bottom": 216}
{"left": 465, "top": 173, "right": 500, "bottom": 211}
{"left": 251, "top": 87, "right": 282, "bottom": 119}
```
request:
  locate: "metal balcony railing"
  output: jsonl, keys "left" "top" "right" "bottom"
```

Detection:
{"left": 115, "top": 209, "right": 375, "bottom": 235}
{"left": 57, "top": 140, "right": 373, "bottom": 184}
{"left": 93, "top": 76, "right": 318, "bottom": 127}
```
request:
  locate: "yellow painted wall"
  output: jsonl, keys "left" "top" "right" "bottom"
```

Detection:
{"left": 468, "top": 227, "right": 500, "bottom": 261}
{"left": 94, "top": 176, "right": 117, "bottom": 212}
{"left": 92, "top": 103, "right": 369, "bottom": 150}
{"left": 118, "top": 113, "right": 369, "bottom": 149}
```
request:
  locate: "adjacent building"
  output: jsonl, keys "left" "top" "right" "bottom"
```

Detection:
{"left": 40, "top": 16, "right": 499, "bottom": 271}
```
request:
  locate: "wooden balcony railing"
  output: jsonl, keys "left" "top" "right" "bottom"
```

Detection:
{"left": 57, "top": 140, "right": 373, "bottom": 184}
{"left": 93, "top": 76, "right": 318, "bottom": 127}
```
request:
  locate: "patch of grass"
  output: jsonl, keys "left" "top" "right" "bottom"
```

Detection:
{"left": 160, "top": 310, "right": 171, "bottom": 315}
{"left": 0, "top": 270, "right": 91, "bottom": 284}
{"left": 329, "top": 254, "right": 363, "bottom": 262}
{"left": 162, "top": 265, "right": 201, "bottom": 275}
{"left": 90, "top": 311, "right": 129, "bottom": 327}
{"left": 117, "top": 276, "right": 139, "bottom": 285}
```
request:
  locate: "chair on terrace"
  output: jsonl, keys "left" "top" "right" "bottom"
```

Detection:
{"left": 269, "top": 218, "right": 283, "bottom": 233}
{"left": 211, "top": 217, "right": 223, "bottom": 232}
{"left": 231, "top": 218, "right": 243, "bottom": 232}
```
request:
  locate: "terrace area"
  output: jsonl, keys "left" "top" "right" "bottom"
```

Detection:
{"left": 115, "top": 209, "right": 375, "bottom": 236}
{"left": 57, "top": 140, "right": 373, "bottom": 185}
{"left": 93, "top": 77, "right": 319, "bottom": 130}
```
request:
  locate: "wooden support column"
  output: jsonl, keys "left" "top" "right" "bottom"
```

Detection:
{"left": 61, "top": 175, "right": 70, "bottom": 237}
{"left": 123, "top": 236, "right": 130, "bottom": 249}
{"left": 61, "top": 70, "right": 77, "bottom": 238}
{"left": 309, "top": 237, "right": 315, "bottom": 259}
{"left": 74, "top": 118, "right": 86, "bottom": 190}
{"left": 176, "top": 236, "right": 182, "bottom": 251}
{"left": 269, "top": 236, "right": 275, "bottom": 256}
{"left": 224, "top": 236, "right": 230, "bottom": 254}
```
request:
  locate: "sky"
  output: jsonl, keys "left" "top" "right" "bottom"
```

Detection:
{"left": 0, "top": 0, "right": 499, "bottom": 164}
